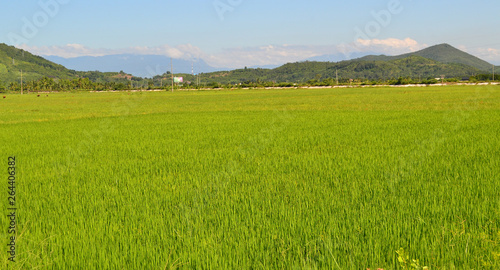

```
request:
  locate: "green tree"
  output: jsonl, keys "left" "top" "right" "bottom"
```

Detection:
{"left": 8, "top": 82, "right": 19, "bottom": 91}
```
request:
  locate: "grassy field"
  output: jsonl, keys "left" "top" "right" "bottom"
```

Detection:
{"left": 1, "top": 85, "right": 499, "bottom": 269}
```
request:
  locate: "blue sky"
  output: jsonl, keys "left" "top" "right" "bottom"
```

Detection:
{"left": 1, "top": 0, "right": 499, "bottom": 67}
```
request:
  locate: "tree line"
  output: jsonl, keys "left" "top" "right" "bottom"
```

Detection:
{"left": 0, "top": 76, "right": 168, "bottom": 92}
{"left": 1, "top": 73, "right": 498, "bottom": 93}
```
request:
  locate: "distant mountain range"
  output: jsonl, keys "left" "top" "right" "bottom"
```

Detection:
{"left": 194, "top": 44, "right": 497, "bottom": 84}
{"left": 197, "top": 55, "right": 484, "bottom": 85}
{"left": 44, "top": 43, "right": 497, "bottom": 78}
{"left": 43, "top": 52, "right": 373, "bottom": 77}
{"left": 249, "top": 64, "right": 281, "bottom": 70}
{"left": 45, "top": 55, "right": 226, "bottom": 78}
{"left": 305, "top": 51, "right": 378, "bottom": 63}
{"left": 0, "top": 42, "right": 498, "bottom": 86}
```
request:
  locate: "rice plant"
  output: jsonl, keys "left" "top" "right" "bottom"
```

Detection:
{"left": 1, "top": 85, "right": 499, "bottom": 269}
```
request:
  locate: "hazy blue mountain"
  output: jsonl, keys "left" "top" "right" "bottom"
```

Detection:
{"left": 249, "top": 64, "right": 280, "bottom": 69}
{"left": 305, "top": 51, "right": 377, "bottom": 62}
{"left": 44, "top": 54, "right": 225, "bottom": 78}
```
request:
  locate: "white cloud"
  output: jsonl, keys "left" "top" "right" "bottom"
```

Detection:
{"left": 18, "top": 38, "right": 426, "bottom": 68}
{"left": 16, "top": 43, "right": 328, "bottom": 68}
{"left": 205, "top": 38, "right": 429, "bottom": 68}
{"left": 480, "top": 48, "right": 500, "bottom": 64}
{"left": 23, "top": 38, "right": 497, "bottom": 69}
{"left": 456, "top": 45, "right": 500, "bottom": 65}
{"left": 17, "top": 44, "right": 110, "bottom": 58}
{"left": 488, "top": 48, "right": 500, "bottom": 56}
{"left": 205, "top": 45, "right": 323, "bottom": 68}
{"left": 356, "top": 38, "right": 426, "bottom": 52}
{"left": 16, "top": 43, "right": 205, "bottom": 59}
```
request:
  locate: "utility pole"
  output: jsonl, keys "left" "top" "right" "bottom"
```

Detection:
{"left": 336, "top": 69, "right": 338, "bottom": 85}
{"left": 493, "top": 65, "right": 495, "bottom": 81}
{"left": 20, "top": 70, "right": 23, "bottom": 95}
{"left": 171, "top": 58, "right": 174, "bottom": 93}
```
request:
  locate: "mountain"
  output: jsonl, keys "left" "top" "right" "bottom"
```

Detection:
{"left": 197, "top": 54, "right": 481, "bottom": 85}
{"left": 305, "top": 51, "right": 377, "bottom": 62}
{"left": 1, "top": 42, "right": 496, "bottom": 88}
{"left": 249, "top": 64, "right": 281, "bottom": 69}
{"left": 45, "top": 54, "right": 225, "bottom": 78}
{"left": 0, "top": 43, "right": 145, "bottom": 86}
{"left": 178, "top": 44, "right": 492, "bottom": 84}
{"left": 0, "top": 43, "right": 76, "bottom": 84}
{"left": 355, "top": 44, "right": 493, "bottom": 71}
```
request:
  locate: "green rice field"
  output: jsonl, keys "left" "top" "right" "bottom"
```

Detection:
{"left": 1, "top": 85, "right": 500, "bottom": 269}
